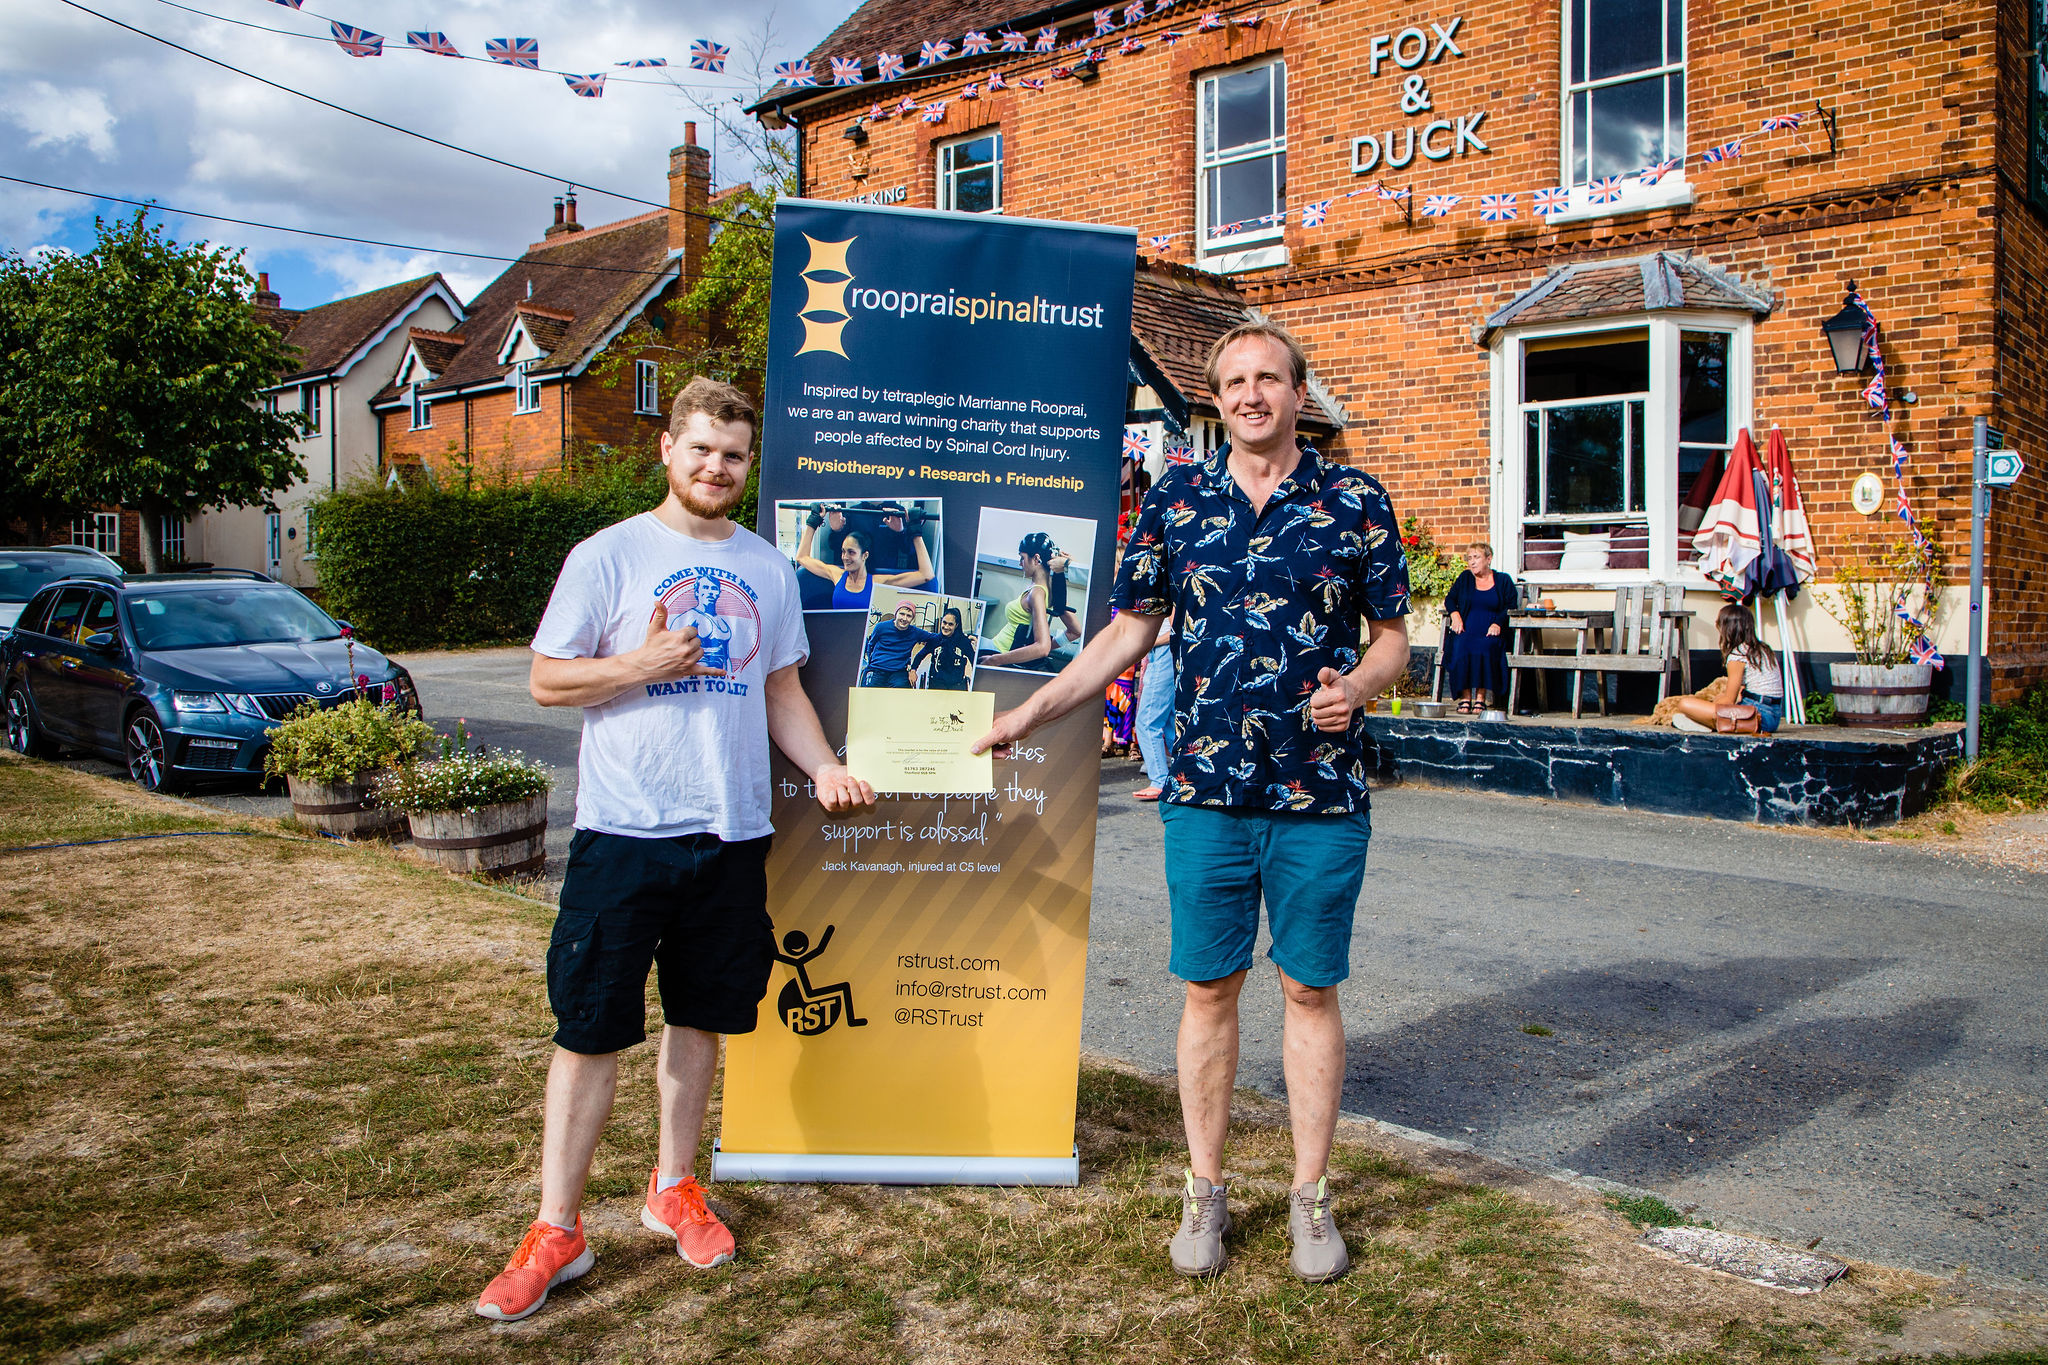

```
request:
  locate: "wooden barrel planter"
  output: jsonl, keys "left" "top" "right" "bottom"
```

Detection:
{"left": 1827, "top": 662, "right": 1934, "bottom": 727}
{"left": 406, "top": 795, "right": 548, "bottom": 879}
{"left": 287, "top": 773, "right": 407, "bottom": 840}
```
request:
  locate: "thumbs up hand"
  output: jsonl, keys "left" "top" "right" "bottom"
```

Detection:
{"left": 1308, "top": 666, "right": 1357, "bottom": 733}
{"left": 638, "top": 603, "right": 726, "bottom": 681}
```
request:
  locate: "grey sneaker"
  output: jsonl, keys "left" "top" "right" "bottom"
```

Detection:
{"left": 1289, "top": 1177, "right": 1350, "bottom": 1282}
{"left": 1169, "top": 1170, "right": 1230, "bottom": 1277}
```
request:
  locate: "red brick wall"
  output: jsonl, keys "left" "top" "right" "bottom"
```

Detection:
{"left": 791, "top": 0, "right": 2039, "bottom": 691}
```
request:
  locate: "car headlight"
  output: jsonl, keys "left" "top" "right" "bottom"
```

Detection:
{"left": 172, "top": 691, "right": 226, "bottom": 713}
{"left": 224, "top": 693, "right": 267, "bottom": 719}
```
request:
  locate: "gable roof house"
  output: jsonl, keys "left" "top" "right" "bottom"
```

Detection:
{"left": 750, "top": 0, "right": 2048, "bottom": 702}
{"left": 373, "top": 125, "right": 719, "bottom": 483}
{"left": 182, "top": 271, "right": 462, "bottom": 586}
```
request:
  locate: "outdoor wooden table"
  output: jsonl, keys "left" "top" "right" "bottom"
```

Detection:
{"left": 1504, "top": 610, "right": 1614, "bottom": 718}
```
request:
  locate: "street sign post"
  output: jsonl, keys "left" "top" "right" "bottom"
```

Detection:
{"left": 1967, "top": 421, "right": 2025, "bottom": 760}
{"left": 1986, "top": 449, "right": 2024, "bottom": 487}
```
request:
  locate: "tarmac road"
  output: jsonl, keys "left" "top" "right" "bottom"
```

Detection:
{"left": 157, "top": 646, "right": 2047, "bottom": 1284}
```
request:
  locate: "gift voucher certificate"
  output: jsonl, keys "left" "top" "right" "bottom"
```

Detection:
{"left": 844, "top": 689, "right": 995, "bottom": 794}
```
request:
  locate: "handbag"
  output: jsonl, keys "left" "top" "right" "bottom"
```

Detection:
{"left": 1714, "top": 703, "right": 1760, "bottom": 735}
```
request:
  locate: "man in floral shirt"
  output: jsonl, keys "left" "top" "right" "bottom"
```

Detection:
{"left": 977, "top": 322, "right": 1409, "bottom": 1284}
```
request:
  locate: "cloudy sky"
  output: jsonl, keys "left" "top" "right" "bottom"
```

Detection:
{"left": 0, "top": 0, "right": 849, "bottom": 307}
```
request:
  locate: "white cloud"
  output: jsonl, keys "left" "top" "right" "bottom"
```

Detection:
{"left": 0, "top": 80, "right": 117, "bottom": 158}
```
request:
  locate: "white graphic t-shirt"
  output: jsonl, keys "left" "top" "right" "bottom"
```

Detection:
{"left": 532, "top": 512, "right": 809, "bottom": 840}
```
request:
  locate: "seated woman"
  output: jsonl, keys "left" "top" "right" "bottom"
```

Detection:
{"left": 982, "top": 532, "right": 1077, "bottom": 672}
{"left": 1443, "top": 542, "right": 1517, "bottom": 713}
{"left": 794, "top": 515, "right": 933, "bottom": 610}
{"left": 1673, "top": 603, "right": 1784, "bottom": 734}
{"left": 911, "top": 606, "right": 976, "bottom": 690}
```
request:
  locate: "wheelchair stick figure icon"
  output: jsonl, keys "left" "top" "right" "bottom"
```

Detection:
{"left": 774, "top": 926, "right": 868, "bottom": 1036}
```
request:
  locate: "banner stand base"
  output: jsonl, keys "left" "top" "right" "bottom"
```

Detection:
{"left": 712, "top": 1144, "right": 1079, "bottom": 1187}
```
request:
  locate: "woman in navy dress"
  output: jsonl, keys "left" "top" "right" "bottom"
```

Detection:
{"left": 1444, "top": 542, "right": 1518, "bottom": 713}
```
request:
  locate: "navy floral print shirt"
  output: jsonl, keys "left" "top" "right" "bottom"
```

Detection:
{"left": 1110, "top": 444, "right": 1410, "bottom": 814}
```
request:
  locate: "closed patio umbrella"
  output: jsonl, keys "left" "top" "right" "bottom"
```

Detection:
{"left": 1754, "top": 425, "right": 1815, "bottom": 723}
{"left": 1691, "top": 427, "right": 1764, "bottom": 598}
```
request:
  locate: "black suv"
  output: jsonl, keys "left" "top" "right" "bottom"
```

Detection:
{"left": 3, "top": 571, "right": 421, "bottom": 792}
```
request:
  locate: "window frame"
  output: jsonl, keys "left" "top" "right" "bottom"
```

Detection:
{"left": 936, "top": 129, "right": 1004, "bottom": 214}
{"left": 1488, "top": 311, "right": 1752, "bottom": 584}
{"left": 1551, "top": 0, "right": 1691, "bottom": 220}
{"left": 1195, "top": 56, "right": 1288, "bottom": 273}
{"left": 513, "top": 360, "right": 543, "bottom": 415}
{"left": 304, "top": 508, "right": 319, "bottom": 562}
{"left": 301, "top": 382, "right": 323, "bottom": 434}
{"left": 634, "top": 359, "right": 661, "bottom": 415}
{"left": 266, "top": 510, "right": 282, "bottom": 567}
{"left": 71, "top": 511, "right": 120, "bottom": 555}
{"left": 160, "top": 517, "right": 185, "bottom": 565}
{"left": 408, "top": 381, "right": 433, "bottom": 430}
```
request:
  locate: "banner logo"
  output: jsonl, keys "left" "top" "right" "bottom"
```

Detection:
{"left": 774, "top": 925, "right": 868, "bottom": 1035}
{"left": 796, "top": 235, "right": 855, "bottom": 358}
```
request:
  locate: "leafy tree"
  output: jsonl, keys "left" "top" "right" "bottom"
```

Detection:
{"left": 2, "top": 212, "right": 305, "bottom": 571}
{"left": 0, "top": 253, "right": 82, "bottom": 542}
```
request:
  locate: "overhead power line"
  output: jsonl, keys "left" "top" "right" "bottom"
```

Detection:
{"left": 50, "top": 0, "right": 768, "bottom": 233}
{"left": 2, "top": 172, "right": 769, "bottom": 283}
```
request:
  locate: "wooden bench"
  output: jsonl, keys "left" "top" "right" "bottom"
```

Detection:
{"left": 1506, "top": 585, "right": 1694, "bottom": 719}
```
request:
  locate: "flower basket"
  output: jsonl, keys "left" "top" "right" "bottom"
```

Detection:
{"left": 1826, "top": 662, "right": 1933, "bottom": 728}
{"left": 264, "top": 698, "right": 433, "bottom": 840}
{"left": 375, "top": 723, "right": 553, "bottom": 879}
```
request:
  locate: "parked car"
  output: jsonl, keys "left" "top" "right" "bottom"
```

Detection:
{"left": 0, "top": 546, "right": 124, "bottom": 633}
{"left": 2, "top": 570, "right": 422, "bottom": 792}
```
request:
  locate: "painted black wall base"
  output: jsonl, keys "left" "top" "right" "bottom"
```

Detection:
{"left": 1361, "top": 716, "right": 1962, "bottom": 825}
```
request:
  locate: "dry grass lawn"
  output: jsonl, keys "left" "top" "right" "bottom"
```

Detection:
{"left": 0, "top": 752, "right": 2034, "bottom": 1364}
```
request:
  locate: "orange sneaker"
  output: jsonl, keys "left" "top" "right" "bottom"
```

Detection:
{"left": 641, "top": 1169, "right": 735, "bottom": 1268}
{"left": 474, "top": 1217, "right": 593, "bottom": 1322}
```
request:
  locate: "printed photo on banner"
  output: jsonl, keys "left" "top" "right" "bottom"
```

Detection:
{"left": 770, "top": 498, "right": 942, "bottom": 611}
{"left": 854, "top": 586, "right": 986, "bottom": 691}
{"left": 971, "top": 506, "right": 1097, "bottom": 676}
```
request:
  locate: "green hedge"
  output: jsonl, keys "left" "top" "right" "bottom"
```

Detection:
{"left": 310, "top": 458, "right": 758, "bottom": 651}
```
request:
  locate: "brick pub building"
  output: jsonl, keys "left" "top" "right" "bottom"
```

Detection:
{"left": 752, "top": 0, "right": 2048, "bottom": 703}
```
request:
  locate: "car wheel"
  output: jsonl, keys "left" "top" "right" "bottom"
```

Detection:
{"left": 6, "top": 685, "right": 55, "bottom": 758}
{"left": 125, "top": 710, "right": 179, "bottom": 794}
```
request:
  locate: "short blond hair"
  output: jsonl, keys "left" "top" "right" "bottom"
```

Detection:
{"left": 668, "top": 376, "right": 758, "bottom": 438}
{"left": 1204, "top": 322, "right": 1310, "bottom": 392}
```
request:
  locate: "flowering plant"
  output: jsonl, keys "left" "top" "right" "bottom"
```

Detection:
{"left": 1818, "top": 534, "right": 1946, "bottom": 668}
{"left": 1399, "top": 516, "right": 1463, "bottom": 621}
{"left": 373, "top": 719, "right": 553, "bottom": 814}
{"left": 263, "top": 699, "right": 435, "bottom": 785}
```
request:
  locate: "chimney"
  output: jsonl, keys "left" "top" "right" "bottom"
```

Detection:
{"left": 668, "top": 121, "right": 712, "bottom": 269}
{"left": 545, "top": 191, "right": 582, "bottom": 239}
{"left": 254, "top": 271, "right": 280, "bottom": 309}
{"left": 565, "top": 191, "right": 579, "bottom": 228}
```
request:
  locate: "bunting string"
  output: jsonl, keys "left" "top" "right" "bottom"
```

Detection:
{"left": 1851, "top": 292, "right": 1945, "bottom": 669}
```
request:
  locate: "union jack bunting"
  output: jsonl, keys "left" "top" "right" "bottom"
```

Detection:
{"left": 405, "top": 31, "right": 458, "bottom": 57}
{"left": 895, "top": 96, "right": 918, "bottom": 114}
{"left": 921, "top": 101, "right": 948, "bottom": 122}
{"left": 876, "top": 52, "right": 905, "bottom": 79}
{"left": 1700, "top": 139, "right": 1742, "bottom": 163}
{"left": 1147, "top": 234, "right": 1173, "bottom": 250}
{"left": 1197, "top": 12, "right": 1225, "bottom": 30}
{"left": 1421, "top": 194, "right": 1461, "bottom": 217}
{"left": 265, "top": 0, "right": 303, "bottom": 8}
{"left": 919, "top": 39, "right": 953, "bottom": 64}
{"left": 773, "top": 59, "right": 815, "bottom": 85}
{"left": 1376, "top": 183, "right": 1410, "bottom": 200}
{"left": 1125, "top": 2, "right": 1147, "bottom": 21}
{"left": 999, "top": 29, "right": 1028, "bottom": 51}
{"left": 1209, "top": 220, "right": 1243, "bottom": 237}
{"left": 961, "top": 83, "right": 980, "bottom": 99}
{"left": 1532, "top": 186, "right": 1568, "bottom": 215}
{"left": 564, "top": 72, "right": 606, "bottom": 97}
{"left": 485, "top": 37, "right": 539, "bottom": 68}
{"left": 866, "top": 102, "right": 889, "bottom": 120}
{"left": 1479, "top": 193, "right": 1517, "bottom": 221}
{"left": 616, "top": 58, "right": 668, "bottom": 67}
{"left": 1162, "top": 29, "right": 1187, "bottom": 42}
{"left": 1761, "top": 110, "right": 1805, "bottom": 132}
{"left": 831, "top": 56, "right": 864, "bottom": 83}
{"left": 1036, "top": 27, "right": 1059, "bottom": 49}
{"left": 987, "top": 69, "right": 1008, "bottom": 89}
{"left": 1094, "top": 8, "right": 1116, "bottom": 33}
{"left": 1020, "top": 76, "right": 1047, "bottom": 89}
{"left": 1862, "top": 373, "right": 1887, "bottom": 410}
{"left": 1587, "top": 175, "right": 1626, "bottom": 203}
{"left": 1238, "top": 12, "right": 1264, "bottom": 26}
{"left": 961, "top": 30, "right": 993, "bottom": 54}
{"left": 1051, "top": 65, "right": 1073, "bottom": 78}
{"left": 1638, "top": 157, "right": 1682, "bottom": 185}
{"left": 330, "top": 23, "right": 383, "bottom": 57}
{"left": 1119, "top": 35, "right": 1145, "bottom": 53}
{"left": 1123, "top": 428, "right": 1149, "bottom": 460}
{"left": 1908, "top": 634, "right": 1945, "bottom": 668}
{"left": 1301, "top": 200, "right": 1330, "bottom": 227}
{"left": 1164, "top": 438, "right": 1197, "bottom": 465}
{"left": 688, "top": 40, "right": 728, "bottom": 71}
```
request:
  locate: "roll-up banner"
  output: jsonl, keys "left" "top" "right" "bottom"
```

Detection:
{"left": 715, "top": 200, "right": 1136, "bottom": 1186}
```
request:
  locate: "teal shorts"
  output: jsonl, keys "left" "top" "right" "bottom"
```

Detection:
{"left": 1159, "top": 803, "right": 1371, "bottom": 988}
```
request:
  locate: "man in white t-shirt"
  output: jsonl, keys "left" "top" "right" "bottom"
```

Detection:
{"left": 476, "top": 377, "right": 874, "bottom": 1323}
